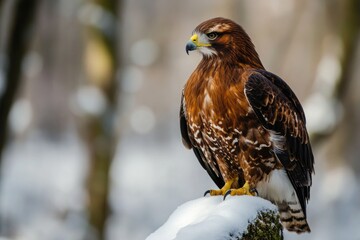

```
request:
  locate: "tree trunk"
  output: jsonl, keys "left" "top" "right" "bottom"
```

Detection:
{"left": 0, "top": 0, "right": 39, "bottom": 169}
{"left": 80, "top": 0, "right": 121, "bottom": 239}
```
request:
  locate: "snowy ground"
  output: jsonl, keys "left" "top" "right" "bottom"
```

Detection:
{"left": 0, "top": 132, "right": 88, "bottom": 240}
{"left": 0, "top": 129, "right": 360, "bottom": 240}
{"left": 146, "top": 196, "right": 277, "bottom": 240}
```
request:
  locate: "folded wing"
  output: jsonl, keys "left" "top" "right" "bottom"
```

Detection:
{"left": 245, "top": 70, "right": 314, "bottom": 216}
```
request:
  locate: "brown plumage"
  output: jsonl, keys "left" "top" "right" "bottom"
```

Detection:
{"left": 180, "top": 17, "right": 314, "bottom": 233}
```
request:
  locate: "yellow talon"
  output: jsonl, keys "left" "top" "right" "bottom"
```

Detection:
{"left": 206, "top": 179, "right": 235, "bottom": 196}
{"left": 228, "top": 182, "right": 256, "bottom": 196}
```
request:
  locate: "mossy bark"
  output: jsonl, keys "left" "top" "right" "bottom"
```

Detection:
{"left": 230, "top": 210, "right": 283, "bottom": 240}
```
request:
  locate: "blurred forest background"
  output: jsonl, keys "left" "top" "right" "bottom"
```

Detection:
{"left": 0, "top": 0, "right": 359, "bottom": 240}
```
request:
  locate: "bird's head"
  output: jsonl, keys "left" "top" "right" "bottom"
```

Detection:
{"left": 186, "top": 17, "right": 263, "bottom": 68}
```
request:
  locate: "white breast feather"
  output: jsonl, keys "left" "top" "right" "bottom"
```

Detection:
{"left": 256, "top": 169, "right": 297, "bottom": 203}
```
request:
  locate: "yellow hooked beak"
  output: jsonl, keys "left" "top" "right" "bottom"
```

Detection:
{"left": 186, "top": 33, "right": 211, "bottom": 54}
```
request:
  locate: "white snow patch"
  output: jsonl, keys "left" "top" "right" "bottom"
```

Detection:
{"left": 146, "top": 196, "right": 277, "bottom": 240}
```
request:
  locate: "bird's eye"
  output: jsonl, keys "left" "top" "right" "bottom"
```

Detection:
{"left": 207, "top": 32, "right": 218, "bottom": 40}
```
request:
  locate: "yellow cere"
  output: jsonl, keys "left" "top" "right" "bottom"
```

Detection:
{"left": 190, "top": 34, "right": 211, "bottom": 47}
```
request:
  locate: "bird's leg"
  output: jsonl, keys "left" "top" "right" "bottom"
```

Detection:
{"left": 223, "top": 181, "right": 257, "bottom": 199}
{"left": 204, "top": 179, "right": 235, "bottom": 196}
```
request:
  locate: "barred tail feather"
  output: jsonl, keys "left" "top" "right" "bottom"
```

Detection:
{"left": 278, "top": 201, "right": 310, "bottom": 233}
{"left": 256, "top": 169, "right": 311, "bottom": 233}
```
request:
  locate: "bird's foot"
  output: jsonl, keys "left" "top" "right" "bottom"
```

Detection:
{"left": 204, "top": 179, "right": 234, "bottom": 196}
{"left": 223, "top": 182, "right": 257, "bottom": 200}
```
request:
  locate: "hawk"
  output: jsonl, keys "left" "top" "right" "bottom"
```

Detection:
{"left": 180, "top": 17, "right": 314, "bottom": 233}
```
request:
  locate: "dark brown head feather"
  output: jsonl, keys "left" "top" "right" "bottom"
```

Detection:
{"left": 193, "top": 17, "right": 263, "bottom": 68}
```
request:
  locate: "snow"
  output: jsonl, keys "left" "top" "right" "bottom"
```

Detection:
{"left": 0, "top": 132, "right": 88, "bottom": 239}
{"left": 146, "top": 196, "right": 277, "bottom": 240}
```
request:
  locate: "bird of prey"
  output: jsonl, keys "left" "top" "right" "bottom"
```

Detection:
{"left": 180, "top": 17, "right": 314, "bottom": 233}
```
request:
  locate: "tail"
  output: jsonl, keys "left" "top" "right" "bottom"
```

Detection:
{"left": 278, "top": 200, "right": 311, "bottom": 233}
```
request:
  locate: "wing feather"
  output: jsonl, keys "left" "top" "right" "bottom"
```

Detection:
{"left": 245, "top": 70, "right": 314, "bottom": 216}
{"left": 180, "top": 92, "right": 192, "bottom": 149}
{"left": 180, "top": 92, "right": 224, "bottom": 188}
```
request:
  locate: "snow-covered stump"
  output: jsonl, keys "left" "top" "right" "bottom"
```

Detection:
{"left": 146, "top": 196, "right": 283, "bottom": 240}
